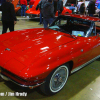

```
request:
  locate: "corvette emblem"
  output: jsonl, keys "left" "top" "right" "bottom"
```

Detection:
{"left": 5, "top": 48, "right": 10, "bottom": 51}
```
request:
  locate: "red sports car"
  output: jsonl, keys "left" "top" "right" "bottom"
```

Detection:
{"left": 0, "top": 14, "right": 100, "bottom": 95}
{"left": 12, "top": 0, "right": 21, "bottom": 14}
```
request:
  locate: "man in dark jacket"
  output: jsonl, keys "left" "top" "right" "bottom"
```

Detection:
{"left": 88, "top": 0, "right": 96, "bottom": 17}
{"left": 42, "top": 0, "right": 54, "bottom": 28}
{"left": 53, "top": 0, "right": 58, "bottom": 15}
{"left": 36, "top": 0, "right": 47, "bottom": 25}
{"left": 0, "top": 0, "right": 17, "bottom": 34}
{"left": 57, "top": 0, "right": 63, "bottom": 16}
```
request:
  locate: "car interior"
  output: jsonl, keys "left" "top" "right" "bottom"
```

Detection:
{"left": 50, "top": 17, "right": 91, "bottom": 37}
{"left": 59, "top": 21, "right": 89, "bottom": 37}
{"left": 49, "top": 16, "right": 100, "bottom": 37}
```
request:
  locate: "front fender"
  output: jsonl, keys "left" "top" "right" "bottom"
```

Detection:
{"left": 19, "top": 42, "right": 83, "bottom": 80}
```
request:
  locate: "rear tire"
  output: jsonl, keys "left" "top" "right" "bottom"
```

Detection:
{"left": 40, "top": 64, "right": 69, "bottom": 95}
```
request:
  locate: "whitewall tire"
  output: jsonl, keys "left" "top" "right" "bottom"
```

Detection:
{"left": 40, "top": 64, "right": 69, "bottom": 95}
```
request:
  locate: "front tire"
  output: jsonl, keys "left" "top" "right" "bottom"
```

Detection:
{"left": 40, "top": 64, "right": 69, "bottom": 95}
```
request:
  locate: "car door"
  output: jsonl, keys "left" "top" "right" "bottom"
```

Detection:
{"left": 75, "top": 22, "right": 100, "bottom": 66}
{"left": 75, "top": 37, "right": 94, "bottom": 67}
{"left": 86, "top": 22, "right": 100, "bottom": 59}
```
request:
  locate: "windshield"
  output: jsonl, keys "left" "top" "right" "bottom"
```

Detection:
{"left": 49, "top": 16, "right": 91, "bottom": 37}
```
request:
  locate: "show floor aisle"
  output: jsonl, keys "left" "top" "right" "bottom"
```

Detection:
{"left": 0, "top": 16, "right": 100, "bottom": 100}
{"left": 0, "top": 16, "right": 44, "bottom": 34}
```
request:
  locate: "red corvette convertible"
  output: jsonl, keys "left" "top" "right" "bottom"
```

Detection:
{"left": 0, "top": 14, "right": 100, "bottom": 95}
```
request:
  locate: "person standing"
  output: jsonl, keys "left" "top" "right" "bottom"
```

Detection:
{"left": 53, "top": 0, "right": 58, "bottom": 15}
{"left": 42, "top": 0, "right": 54, "bottom": 28}
{"left": 96, "top": 2, "right": 100, "bottom": 18}
{"left": 0, "top": 0, "right": 17, "bottom": 34}
{"left": 57, "top": 0, "right": 63, "bottom": 16}
{"left": 29, "top": 0, "right": 35, "bottom": 8}
{"left": 36, "top": 0, "right": 47, "bottom": 25}
{"left": 20, "top": 0, "right": 27, "bottom": 17}
{"left": 69, "top": 4, "right": 75, "bottom": 13}
{"left": 77, "top": 0, "right": 84, "bottom": 14}
{"left": 79, "top": 3, "right": 85, "bottom": 15}
{"left": 88, "top": 0, "right": 96, "bottom": 17}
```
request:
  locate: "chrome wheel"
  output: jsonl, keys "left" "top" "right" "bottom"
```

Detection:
{"left": 40, "top": 64, "right": 69, "bottom": 95}
{"left": 49, "top": 65, "right": 69, "bottom": 93}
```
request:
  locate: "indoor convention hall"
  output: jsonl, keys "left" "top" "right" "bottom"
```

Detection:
{"left": 0, "top": 0, "right": 100, "bottom": 100}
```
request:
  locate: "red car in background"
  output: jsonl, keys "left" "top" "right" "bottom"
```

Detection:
{"left": 12, "top": 0, "right": 21, "bottom": 14}
{"left": 0, "top": 14, "right": 100, "bottom": 95}
{"left": 26, "top": 0, "right": 72, "bottom": 17}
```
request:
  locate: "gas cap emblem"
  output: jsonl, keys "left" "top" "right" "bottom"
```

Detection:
{"left": 5, "top": 48, "right": 10, "bottom": 51}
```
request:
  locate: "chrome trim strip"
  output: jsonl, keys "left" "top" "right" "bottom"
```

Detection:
{"left": 71, "top": 55, "right": 100, "bottom": 74}
{"left": 0, "top": 74, "right": 45, "bottom": 88}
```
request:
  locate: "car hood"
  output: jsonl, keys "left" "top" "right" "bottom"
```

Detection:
{"left": 0, "top": 28, "right": 75, "bottom": 75}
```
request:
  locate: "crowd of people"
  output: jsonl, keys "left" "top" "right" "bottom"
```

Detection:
{"left": 0, "top": 0, "right": 100, "bottom": 33}
{"left": 36, "top": 0, "right": 99, "bottom": 28}
{"left": 0, "top": 0, "right": 64, "bottom": 30}
{"left": 19, "top": 0, "right": 63, "bottom": 28}
{"left": 77, "top": 0, "right": 96, "bottom": 17}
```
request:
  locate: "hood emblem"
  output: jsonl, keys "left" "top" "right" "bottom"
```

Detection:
{"left": 5, "top": 48, "right": 10, "bottom": 51}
